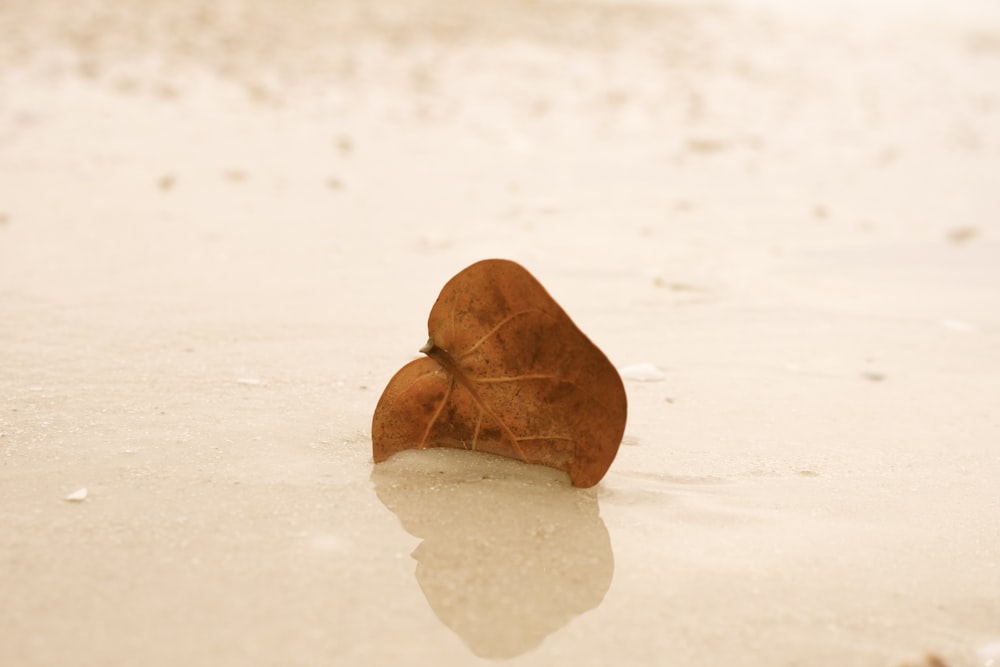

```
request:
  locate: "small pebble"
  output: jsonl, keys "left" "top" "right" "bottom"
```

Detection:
{"left": 619, "top": 363, "right": 666, "bottom": 382}
{"left": 311, "top": 534, "right": 347, "bottom": 552}
{"left": 977, "top": 640, "right": 1000, "bottom": 667}
{"left": 941, "top": 319, "right": 976, "bottom": 332}
{"left": 64, "top": 488, "right": 88, "bottom": 502}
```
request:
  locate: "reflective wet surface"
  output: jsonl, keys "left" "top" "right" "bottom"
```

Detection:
{"left": 2, "top": 1, "right": 999, "bottom": 665}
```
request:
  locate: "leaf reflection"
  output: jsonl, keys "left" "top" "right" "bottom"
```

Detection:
{"left": 372, "top": 449, "right": 614, "bottom": 659}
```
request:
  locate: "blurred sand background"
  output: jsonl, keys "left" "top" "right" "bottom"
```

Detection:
{"left": 1, "top": 0, "right": 999, "bottom": 665}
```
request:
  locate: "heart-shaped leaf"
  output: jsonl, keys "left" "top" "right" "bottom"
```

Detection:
{"left": 372, "top": 259, "right": 627, "bottom": 487}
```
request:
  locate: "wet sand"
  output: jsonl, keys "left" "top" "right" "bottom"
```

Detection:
{"left": 1, "top": 1, "right": 999, "bottom": 665}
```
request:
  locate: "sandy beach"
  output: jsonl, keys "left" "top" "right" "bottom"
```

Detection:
{"left": 1, "top": 1, "right": 999, "bottom": 665}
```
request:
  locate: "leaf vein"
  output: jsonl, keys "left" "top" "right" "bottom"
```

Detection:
{"left": 459, "top": 308, "right": 553, "bottom": 359}
{"left": 475, "top": 374, "right": 556, "bottom": 383}
{"left": 420, "top": 376, "right": 453, "bottom": 447}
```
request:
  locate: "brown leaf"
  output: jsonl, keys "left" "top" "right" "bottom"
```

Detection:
{"left": 372, "top": 259, "right": 628, "bottom": 488}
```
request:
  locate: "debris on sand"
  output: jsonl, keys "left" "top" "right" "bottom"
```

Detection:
{"left": 64, "top": 488, "right": 88, "bottom": 502}
{"left": 946, "top": 226, "right": 979, "bottom": 244}
{"left": 977, "top": 640, "right": 1000, "bottom": 667}
{"left": 941, "top": 319, "right": 976, "bottom": 333}
{"left": 618, "top": 363, "right": 666, "bottom": 382}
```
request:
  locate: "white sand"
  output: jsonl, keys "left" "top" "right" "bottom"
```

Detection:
{"left": 1, "top": 1, "right": 999, "bottom": 665}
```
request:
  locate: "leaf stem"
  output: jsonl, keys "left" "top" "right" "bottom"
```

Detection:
{"left": 420, "top": 337, "right": 527, "bottom": 460}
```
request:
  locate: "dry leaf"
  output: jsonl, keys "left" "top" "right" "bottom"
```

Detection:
{"left": 372, "top": 259, "right": 627, "bottom": 487}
